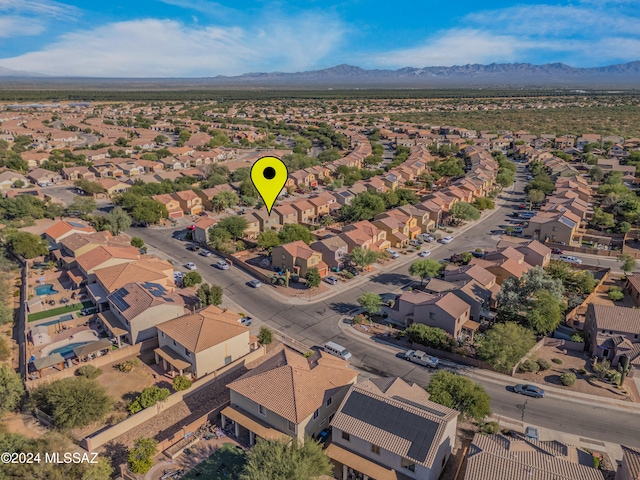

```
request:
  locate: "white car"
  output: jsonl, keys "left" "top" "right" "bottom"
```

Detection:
{"left": 439, "top": 236, "right": 454, "bottom": 244}
{"left": 418, "top": 250, "right": 431, "bottom": 257}
{"left": 215, "top": 260, "right": 230, "bottom": 270}
{"left": 386, "top": 249, "right": 400, "bottom": 259}
{"left": 418, "top": 234, "right": 434, "bottom": 242}
{"left": 200, "top": 250, "right": 212, "bottom": 257}
{"left": 185, "top": 262, "right": 197, "bottom": 271}
{"left": 173, "top": 271, "right": 183, "bottom": 279}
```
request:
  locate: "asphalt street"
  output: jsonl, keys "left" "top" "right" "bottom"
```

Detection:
{"left": 129, "top": 165, "right": 640, "bottom": 448}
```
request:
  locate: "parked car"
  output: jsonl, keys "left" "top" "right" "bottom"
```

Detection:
{"left": 551, "top": 248, "right": 564, "bottom": 255}
{"left": 524, "top": 426, "right": 539, "bottom": 441}
{"left": 80, "top": 307, "right": 99, "bottom": 316}
{"left": 238, "top": 316, "right": 253, "bottom": 326}
{"left": 199, "top": 250, "right": 212, "bottom": 257}
{"left": 558, "top": 255, "right": 582, "bottom": 265}
{"left": 185, "top": 262, "right": 197, "bottom": 270}
{"left": 324, "top": 276, "right": 339, "bottom": 285}
{"left": 439, "top": 236, "right": 454, "bottom": 244}
{"left": 248, "top": 279, "right": 262, "bottom": 288}
{"left": 386, "top": 249, "right": 400, "bottom": 259}
{"left": 345, "top": 266, "right": 360, "bottom": 276}
{"left": 417, "top": 233, "right": 434, "bottom": 242}
{"left": 409, "top": 238, "right": 423, "bottom": 246}
{"left": 472, "top": 250, "right": 484, "bottom": 258}
{"left": 404, "top": 350, "right": 439, "bottom": 368}
{"left": 418, "top": 250, "right": 431, "bottom": 257}
{"left": 215, "top": 260, "right": 230, "bottom": 270}
{"left": 186, "top": 245, "right": 200, "bottom": 251}
{"left": 514, "top": 384, "right": 545, "bottom": 398}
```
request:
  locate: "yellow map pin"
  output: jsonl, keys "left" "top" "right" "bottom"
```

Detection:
{"left": 250, "top": 156, "right": 288, "bottom": 215}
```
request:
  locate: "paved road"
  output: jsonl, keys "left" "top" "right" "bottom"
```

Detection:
{"left": 129, "top": 164, "right": 640, "bottom": 448}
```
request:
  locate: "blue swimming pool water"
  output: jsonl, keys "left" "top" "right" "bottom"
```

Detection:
{"left": 35, "top": 284, "right": 58, "bottom": 296}
{"left": 37, "top": 315, "right": 74, "bottom": 328}
{"left": 48, "top": 341, "right": 91, "bottom": 359}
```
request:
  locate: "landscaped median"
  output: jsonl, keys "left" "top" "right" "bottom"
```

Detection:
{"left": 27, "top": 301, "right": 94, "bottom": 322}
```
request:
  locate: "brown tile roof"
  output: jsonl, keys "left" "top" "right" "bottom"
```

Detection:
{"left": 279, "top": 240, "right": 318, "bottom": 260}
{"left": 331, "top": 380, "right": 457, "bottom": 468}
{"left": 156, "top": 305, "right": 248, "bottom": 353}
{"left": 76, "top": 245, "right": 140, "bottom": 272}
{"left": 444, "top": 264, "right": 496, "bottom": 287}
{"left": 107, "top": 282, "right": 188, "bottom": 321}
{"left": 464, "top": 433, "right": 604, "bottom": 480}
{"left": 94, "top": 258, "right": 173, "bottom": 293}
{"left": 621, "top": 445, "right": 640, "bottom": 480}
{"left": 589, "top": 304, "right": 640, "bottom": 333}
{"left": 227, "top": 348, "right": 357, "bottom": 424}
{"left": 44, "top": 220, "right": 94, "bottom": 241}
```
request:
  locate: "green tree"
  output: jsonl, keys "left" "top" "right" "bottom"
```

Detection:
{"left": 241, "top": 437, "right": 332, "bottom": 480}
{"left": 0, "top": 336, "right": 10, "bottom": 361}
{"left": 449, "top": 202, "right": 480, "bottom": 221}
{"left": 210, "top": 191, "right": 239, "bottom": 212}
{"left": 68, "top": 196, "right": 97, "bottom": 215}
{"left": 130, "top": 237, "right": 145, "bottom": 248}
{"left": 216, "top": 216, "right": 248, "bottom": 238}
{"left": 496, "top": 171, "right": 515, "bottom": 187}
{"left": 209, "top": 227, "right": 233, "bottom": 251}
{"left": 340, "top": 191, "right": 386, "bottom": 222}
{"left": 593, "top": 358, "right": 611, "bottom": 381}
{"left": 618, "top": 253, "right": 637, "bottom": 273}
{"left": 590, "top": 207, "right": 615, "bottom": 229}
{"left": 477, "top": 323, "right": 536, "bottom": 371}
{"left": 5, "top": 231, "right": 49, "bottom": 258}
{"left": 154, "top": 135, "right": 168, "bottom": 144}
{"left": 525, "top": 290, "right": 564, "bottom": 335}
{"left": 426, "top": 370, "right": 492, "bottom": 422}
{"left": 305, "top": 267, "right": 321, "bottom": 288}
{"left": 82, "top": 457, "right": 113, "bottom": 480}
{"left": 0, "top": 364, "right": 24, "bottom": 414}
{"left": 128, "top": 385, "right": 170, "bottom": 413}
{"left": 257, "top": 230, "right": 281, "bottom": 251}
{"left": 258, "top": 326, "right": 273, "bottom": 345}
{"left": 172, "top": 375, "right": 192, "bottom": 391}
{"left": 127, "top": 437, "right": 158, "bottom": 475}
{"left": 30, "top": 377, "right": 112, "bottom": 429}
{"left": 526, "top": 189, "right": 545, "bottom": 208}
{"left": 349, "top": 246, "right": 379, "bottom": 271}
{"left": 74, "top": 179, "right": 105, "bottom": 195}
{"left": 178, "top": 130, "right": 191, "bottom": 142}
{"left": 105, "top": 206, "right": 131, "bottom": 235}
{"left": 278, "top": 224, "right": 313, "bottom": 245}
{"left": 197, "top": 283, "right": 223, "bottom": 306}
{"left": 473, "top": 197, "right": 495, "bottom": 210}
{"left": 405, "top": 324, "right": 456, "bottom": 351}
{"left": 182, "top": 271, "right": 202, "bottom": 287}
{"left": 409, "top": 259, "right": 443, "bottom": 285}
{"left": 358, "top": 292, "right": 382, "bottom": 319}
{"left": 589, "top": 165, "right": 605, "bottom": 182}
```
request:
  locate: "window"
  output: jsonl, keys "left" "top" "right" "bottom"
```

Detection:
{"left": 224, "top": 355, "right": 232, "bottom": 365}
{"left": 429, "top": 312, "right": 435, "bottom": 319}
{"left": 185, "top": 349, "right": 191, "bottom": 358}
{"left": 402, "top": 458, "right": 416, "bottom": 472}
{"left": 552, "top": 226, "right": 557, "bottom": 232}
{"left": 313, "top": 409, "right": 319, "bottom": 420}
{"left": 329, "top": 413, "right": 335, "bottom": 422}
{"left": 320, "top": 419, "right": 326, "bottom": 426}
{"left": 342, "top": 431, "right": 350, "bottom": 441}
{"left": 288, "top": 421, "right": 296, "bottom": 433}
{"left": 259, "top": 405, "right": 266, "bottom": 416}
{"left": 161, "top": 331, "right": 165, "bottom": 338}
{"left": 326, "top": 397, "right": 332, "bottom": 407}
{"left": 173, "top": 339, "right": 177, "bottom": 346}
{"left": 371, "top": 444, "right": 380, "bottom": 455}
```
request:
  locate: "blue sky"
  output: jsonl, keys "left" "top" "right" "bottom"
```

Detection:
{"left": 0, "top": 0, "right": 638, "bottom": 77}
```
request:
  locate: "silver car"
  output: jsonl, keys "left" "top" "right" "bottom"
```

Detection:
{"left": 248, "top": 279, "right": 262, "bottom": 288}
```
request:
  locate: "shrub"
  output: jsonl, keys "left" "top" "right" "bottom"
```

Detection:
{"left": 570, "top": 332, "right": 585, "bottom": 343}
{"left": 118, "top": 358, "right": 140, "bottom": 373}
{"left": 75, "top": 365, "right": 102, "bottom": 379}
{"left": 560, "top": 372, "right": 576, "bottom": 386}
{"left": 519, "top": 359, "right": 540, "bottom": 373}
{"left": 536, "top": 358, "right": 551, "bottom": 371}
{"left": 258, "top": 326, "right": 273, "bottom": 345}
{"left": 343, "top": 271, "right": 354, "bottom": 279}
{"left": 551, "top": 358, "right": 563, "bottom": 364}
{"left": 608, "top": 286, "right": 624, "bottom": 301}
{"left": 480, "top": 421, "right": 500, "bottom": 435}
{"left": 577, "top": 368, "right": 587, "bottom": 375}
{"left": 172, "top": 375, "right": 192, "bottom": 391}
{"left": 352, "top": 314, "right": 365, "bottom": 325}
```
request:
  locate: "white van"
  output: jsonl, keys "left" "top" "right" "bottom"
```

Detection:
{"left": 324, "top": 341, "right": 352, "bottom": 361}
{"left": 558, "top": 255, "right": 582, "bottom": 264}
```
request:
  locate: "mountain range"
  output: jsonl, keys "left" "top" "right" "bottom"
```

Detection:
{"left": 0, "top": 62, "right": 639, "bottom": 88}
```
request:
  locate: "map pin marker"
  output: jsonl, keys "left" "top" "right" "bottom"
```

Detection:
{"left": 250, "top": 156, "right": 288, "bottom": 215}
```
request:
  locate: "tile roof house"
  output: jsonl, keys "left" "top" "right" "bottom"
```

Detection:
{"left": 584, "top": 304, "right": 640, "bottom": 369}
{"left": 241, "top": 213, "right": 261, "bottom": 239}
{"left": 390, "top": 290, "right": 474, "bottom": 340}
{"left": 196, "top": 184, "right": 235, "bottom": 211}
{"left": 496, "top": 239, "right": 552, "bottom": 267}
{"left": 292, "top": 199, "right": 317, "bottom": 224}
{"left": 76, "top": 245, "right": 141, "bottom": 283}
{"left": 616, "top": 445, "right": 640, "bottom": 480}
{"left": 272, "top": 240, "right": 328, "bottom": 278}
{"left": 328, "top": 377, "right": 458, "bottom": 480}
{"left": 28, "top": 168, "right": 63, "bottom": 185}
{"left": 272, "top": 203, "right": 299, "bottom": 226}
{"left": 106, "top": 282, "right": 191, "bottom": 344}
{"left": 60, "top": 166, "right": 95, "bottom": 182}
{"left": 94, "top": 258, "right": 174, "bottom": 294}
{"left": 372, "top": 215, "right": 411, "bottom": 248}
{"left": 340, "top": 220, "right": 390, "bottom": 253}
{"left": 152, "top": 193, "right": 183, "bottom": 218}
{"left": 171, "top": 190, "right": 203, "bottom": 215}
{"left": 0, "top": 170, "right": 28, "bottom": 190}
{"left": 523, "top": 210, "right": 583, "bottom": 246}
{"left": 252, "top": 209, "right": 281, "bottom": 232}
{"left": 310, "top": 235, "right": 349, "bottom": 271}
{"left": 397, "top": 205, "right": 436, "bottom": 234}
{"left": 469, "top": 247, "right": 533, "bottom": 285}
{"left": 192, "top": 216, "right": 217, "bottom": 244}
{"left": 222, "top": 346, "right": 357, "bottom": 445}
{"left": 155, "top": 305, "right": 253, "bottom": 379}
{"left": 464, "top": 432, "right": 604, "bottom": 480}
{"left": 43, "top": 220, "right": 96, "bottom": 247}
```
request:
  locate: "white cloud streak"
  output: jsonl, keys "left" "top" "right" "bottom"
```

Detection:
{"left": 0, "top": 0, "right": 79, "bottom": 19}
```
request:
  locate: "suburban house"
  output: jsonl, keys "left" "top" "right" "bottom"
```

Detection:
{"left": 340, "top": 221, "right": 390, "bottom": 253}
{"left": 272, "top": 203, "right": 299, "bottom": 226}
{"left": 44, "top": 220, "right": 96, "bottom": 247}
{"left": 60, "top": 166, "right": 95, "bottom": 182}
{"left": 292, "top": 200, "right": 317, "bottom": 224}
{"left": 152, "top": 193, "right": 184, "bottom": 219}
{"left": 94, "top": 178, "right": 131, "bottom": 197}
{"left": 332, "top": 189, "right": 354, "bottom": 207}
{"left": 103, "top": 281, "right": 190, "bottom": 345}
{"left": 252, "top": 209, "right": 281, "bottom": 232}
{"left": 0, "top": 170, "right": 28, "bottom": 189}
{"left": 241, "top": 213, "right": 261, "bottom": 239}
{"left": 192, "top": 216, "right": 216, "bottom": 245}
{"left": 469, "top": 248, "right": 533, "bottom": 285}
{"left": 221, "top": 346, "right": 357, "bottom": 446}
{"left": 171, "top": 190, "right": 203, "bottom": 215}
{"left": 422, "top": 278, "right": 494, "bottom": 325}
{"left": 397, "top": 204, "right": 436, "bottom": 234}
{"left": 496, "top": 239, "right": 552, "bottom": 267}
{"left": 272, "top": 240, "right": 329, "bottom": 278}
{"left": 328, "top": 378, "right": 458, "bottom": 480}
{"left": 616, "top": 445, "right": 640, "bottom": 480}
{"left": 310, "top": 236, "right": 349, "bottom": 271}
{"left": 390, "top": 290, "right": 474, "bottom": 340}
{"left": 626, "top": 274, "right": 640, "bottom": 307}
{"left": 464, "top": 432, "right": 604, "bottom": 480}
{"left": 584, "top": 304, "right": 640, "bottom": 368}
{"left": 155, "top": 305, "right": 254, "bottom": 379}
{"left": 373, "top": 215, "right": 411, "bottom": 248}
{"left": 76, "top": 245, "right": 141, "bottom": 284}
{"left": 28, "top": 168, "right": 62, "bottom": 185}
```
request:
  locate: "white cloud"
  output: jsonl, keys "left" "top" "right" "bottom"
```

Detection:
{"left": 0, "top": 16, "right": 46, "bottom": 38}
{"left": 0, "top": 15, "right": 345, "bottom": 77}
{"left": 0, "top": 0, "right": 79, "bottom": 19}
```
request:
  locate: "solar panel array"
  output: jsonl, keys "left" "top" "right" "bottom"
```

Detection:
{"left": 341, "top": 391, "right": 439, "bottom": 463}
{"left": 142, "top": 282, "right": 166, "bottom": 297}
{"left": 109, "top": 288, "right": 131, "bottom": 312}
{"left": 559, "top": 216, "right": 576, "bottom": 228}
{"left": 67, "top": 221, "right": 86, "bottom": 229}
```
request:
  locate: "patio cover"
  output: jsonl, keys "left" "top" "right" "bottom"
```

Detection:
{"left": 87, "top": 282, "right": 108, "bottom": 304}
{"left": 73, "top": 338, "right": 112, "bottom": 357}
{"left": 325, "top": 444, "right": 399, "bottom": 480}
{"left": 155, "top": 346, "right": 191, "bottom": 371}
{"left": 32, "top": 353, "right": 65, "bottom": 371}
{"left": 98, "top": 310, "right": 127, "bottom": 337}
{"left": 221, "top": 405, "right": 288, "bottom": 441}
{"left": 66, "top": 268, "right": 84, "bottom": 286}
{"left": 463, "top": 319, "right": 481, "bottom": 331}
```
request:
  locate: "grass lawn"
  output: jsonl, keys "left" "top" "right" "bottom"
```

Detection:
{"left": 28, "top": 301, "right": 94, "bottom": 322}
{"left": 182, "top": 443, "right": 246, "bottom": 480}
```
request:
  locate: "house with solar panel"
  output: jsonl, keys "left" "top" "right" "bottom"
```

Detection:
{"left": 104, "top": 282, "right": 191, "bottom": 345}
{"left": 327, "top": 378, "right": 458, "bottom": 480}
{"left": 522, "top": 210, "right": 582, "bottom": 246}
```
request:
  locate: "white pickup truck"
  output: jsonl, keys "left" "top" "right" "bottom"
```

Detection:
{"left": 404, "top": 350, "right": 440, "bottom": 368}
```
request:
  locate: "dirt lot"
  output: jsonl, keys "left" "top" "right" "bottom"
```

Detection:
{"left": 513, "top": 344, "right": 638, "bottom": 402}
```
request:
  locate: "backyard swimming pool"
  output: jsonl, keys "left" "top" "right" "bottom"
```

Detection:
{"left": 35, "top": 314, "right": 74, "bottom": 328}
{"left": 35, "top": 284, "right": 58, "bottom": 296}
{"left": 40, "top": 331, "right": 99, "bottom": 357}
{"left": 48, "top": 341, "right": 93, "bottom": 359}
